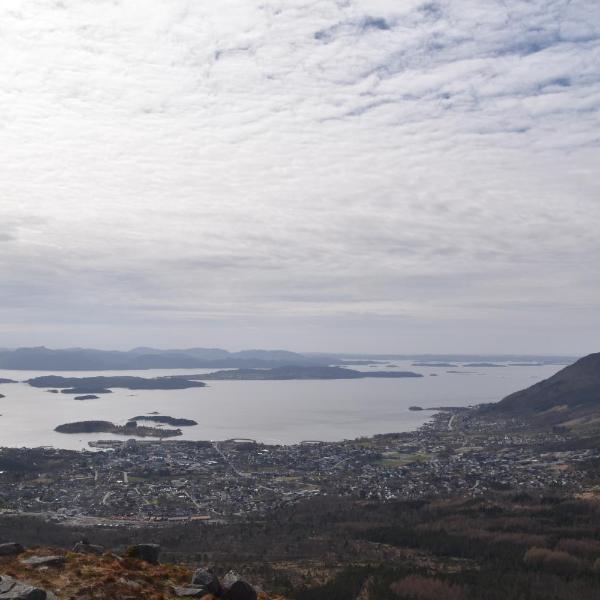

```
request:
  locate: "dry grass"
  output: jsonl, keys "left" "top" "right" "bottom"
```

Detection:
{"left": 0, "top": 547, "right": 282, "bottom": 600}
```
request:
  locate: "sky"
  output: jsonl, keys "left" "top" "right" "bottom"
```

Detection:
{"left": 1, "top": 0, "right": 600, "bottom": 355}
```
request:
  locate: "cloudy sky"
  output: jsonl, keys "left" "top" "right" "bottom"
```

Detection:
{"left": 1, "top": 0, "right": 599, "bottom": 354}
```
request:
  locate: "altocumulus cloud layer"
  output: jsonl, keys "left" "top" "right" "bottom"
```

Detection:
{"left": 1, "top": 0, "right": 599, "bottom": 353}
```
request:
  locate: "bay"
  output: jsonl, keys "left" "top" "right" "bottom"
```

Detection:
{"left": 0, "top": 361, "right": 564, "bottom": 450}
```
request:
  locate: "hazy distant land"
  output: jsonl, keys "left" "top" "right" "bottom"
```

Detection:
{"left": 0, "top": 346, "right": 576, "bottom": 371}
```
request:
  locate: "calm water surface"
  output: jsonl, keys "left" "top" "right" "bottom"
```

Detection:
{"left": 0, "top": 361, "right": 564, "bottom": 450}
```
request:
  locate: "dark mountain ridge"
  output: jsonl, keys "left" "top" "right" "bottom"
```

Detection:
{"left": 485, "top": 352, "right": 600, "bottom": 429}
{"left": 0, "top": 346, "right": 337, "bottom": 370}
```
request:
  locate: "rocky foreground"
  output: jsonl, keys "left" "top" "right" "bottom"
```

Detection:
{"left": 0, "top": 541, "right": 278, "bottom": 600}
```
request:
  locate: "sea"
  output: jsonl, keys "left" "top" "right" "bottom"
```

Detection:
{"left": 0, "top": 360, "right": 566, "bottom": 450}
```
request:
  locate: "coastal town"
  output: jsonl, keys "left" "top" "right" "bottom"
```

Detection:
{"left": 0, "top": 409, "right": 593, "bottom": 526}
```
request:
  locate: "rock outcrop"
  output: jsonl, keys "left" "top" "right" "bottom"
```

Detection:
{"left": 0, "top": 544, "right": 269, "bottom": 600}
{"left": 21, "top": 556, "right": 65, "bottom": 568}
{"left": 222, "top": 571, "right": 257, "bottom": 600}
{"left": 191, "top": 567, "right": 222, "bottom": 595}
{"left": 171, "top": 585, "right": 211, "bottom": 598}
{"left": 72, "top": 541, "right": 103, "bottom": 555}
{"left": 0, "top": 575, "right": 53, "bottom": 599}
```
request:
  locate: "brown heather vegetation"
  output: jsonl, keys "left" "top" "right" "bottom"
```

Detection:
{"left": 2, "top": 492, "right": 600, "bottom": 598}
{"left": 523, "top": 547, "right": 584, "bottom": 575}
{"left": 0, "top": 548, "right": 281, "bottom": 600}
{"left": 555, "top": 538, "right": 600, "bottom": 559}
{"left": 389, "top": 575, "right": 466, "bottom": 600}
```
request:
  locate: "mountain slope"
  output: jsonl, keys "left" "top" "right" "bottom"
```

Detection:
{"left": 0, "top": 545, "right": 277, "bottom": 600}
{"left": 487, "top": 352, "right": 600, "bottom": 429}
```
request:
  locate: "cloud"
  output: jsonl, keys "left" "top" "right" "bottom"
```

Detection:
{"left": 0, "top": 0, "right": 599, "bottom": 352}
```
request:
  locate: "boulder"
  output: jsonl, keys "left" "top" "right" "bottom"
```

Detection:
{"left": 221, "top": 572, "right": 257, "bottom": 600}
{"left": 191, "top": 568, "right": 221, "bottom": 595}
{"left": 172, "top": 586, "right": 211, "bottom": 598}
{"left": 0, "top": 543, "right": 24, "bottom": 557}
{"left": 72, "top": 541, "right": 103, "bottom": 555}
{"left": 21, "top": 556, "right": 66, "bottom": 568}
{"left": 223, "top": 580, "right": 256, "bottom": 600}
{"left": 0, "top": 575, "right": 48, "bottom": 599}
{"left": 126, "top": 543, "right": 160, "bottom": 565}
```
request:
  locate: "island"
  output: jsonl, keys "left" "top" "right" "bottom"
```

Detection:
{"left": 74, "top": 395, "right": 100, "bottom": 401}
{"left": 188, "top": 366, "right": 423, "bottom": 380}
{"left": 462, "top": 362, "right": 505, "bottom": 367}
{"left": 28, "top": 375, "right": 207, "bottom": 394}
{"left": 63, "top": 387, "right": 112, "bottom": 395}
{"left": 0, "top": 378, "right": 17, "bottom": 384}
{"left": 130, "top": 415, "right": 198, "bottom": 426}
{"left": 412, "top": 362, "right": 458, "bottom": 367}
{"left": 507, "top": 362, "right": 545, "bottom": 366}
{"left": 54, "top": 420, "right": 182, "bottom": 438}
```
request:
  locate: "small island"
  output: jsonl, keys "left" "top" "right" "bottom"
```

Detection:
{"left": 28, "top": 375, "right": 207, "bottom": 394}
{"left": 409, "top": 406, "right": 424, "bottom": 411}
{"left": 508, "top": 362, "right": 545, "bottom": 366}
{"left": 0, "top": 378, "right": 17, "bottom": 384}
{"left": 412, "top": 362, "right": 458, "bottom": 367}
{"left": 74, "top": 395, "right": 100, "bottom": 401}
{"left": 130, "top": 415, "right": 198, "bottom": 427}
{"left": 63, "top": 387, "right": 112, "bottom": 395}
{"left": 55, "top": 420, "right": 182, "bottom": 438}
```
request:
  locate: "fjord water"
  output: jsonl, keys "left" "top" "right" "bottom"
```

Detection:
{"left": 0, "top": 362, "right": 564, "bottom": 450}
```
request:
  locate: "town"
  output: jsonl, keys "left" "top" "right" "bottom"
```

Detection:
{"left": 0, "top": 410, "right": 593, "bottom": 526}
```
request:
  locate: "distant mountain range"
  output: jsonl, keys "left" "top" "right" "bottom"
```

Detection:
{"left": 0, "top": 346, "right": 338, "bottom": 370}
{"left": 485, "top": 352, "right": 600, "bottom": 431}
{"left": 0, "top": 346, "right": 578, "bottom": 372}
{"left": 330, "top": 353, "right": 576, "bottom": 364}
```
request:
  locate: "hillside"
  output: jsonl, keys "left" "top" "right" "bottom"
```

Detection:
{"left": 0, "top": 543, "right": 277, "bottom": 600}
{"left": 2, "top": 493, "right": 600, "bottom": 599}
{"left": 486, "top": 352, "right": 600, "bottom": 430}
